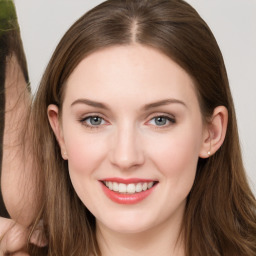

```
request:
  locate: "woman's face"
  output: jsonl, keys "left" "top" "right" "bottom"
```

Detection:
{"left": 52, "top": 45, "right": 209, "bottom": 234}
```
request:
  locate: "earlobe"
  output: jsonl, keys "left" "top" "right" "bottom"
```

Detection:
{"left": 199, "top": 106, "right": 228, "bottom": 158}
{"left": 47, "top": 104, "right": 68, "bottom": 160}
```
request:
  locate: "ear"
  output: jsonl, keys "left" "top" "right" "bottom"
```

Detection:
{"left": 47, "top": 104, "right": 68, "bottom": 160}
{"left": 199, "top": 106, "right": 228, "bottom": 158}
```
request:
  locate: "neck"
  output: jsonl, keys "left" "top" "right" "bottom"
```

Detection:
{"left": 96, "top": 211, "right": 185, "bottom": 256}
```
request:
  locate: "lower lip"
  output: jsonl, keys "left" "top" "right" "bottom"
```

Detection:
{"left": 100, "top": 182, "right": 156, "bottom": 205}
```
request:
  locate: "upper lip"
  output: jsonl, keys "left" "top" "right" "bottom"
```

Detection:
{"left": 100, "top": 177, "right": 157, "bottom": 184}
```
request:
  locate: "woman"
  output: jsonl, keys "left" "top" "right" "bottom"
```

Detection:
{"left": 1, "top": 0, "right": 256, "bottom": 255}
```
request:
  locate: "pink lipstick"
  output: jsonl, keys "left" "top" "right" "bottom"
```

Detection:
{"left": 100, "top": 178, "right": 158, "bottom": 204}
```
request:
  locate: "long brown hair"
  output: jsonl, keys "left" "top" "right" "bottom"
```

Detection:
{"left": 29, "top": 0, "right": 256, "bottom": 255}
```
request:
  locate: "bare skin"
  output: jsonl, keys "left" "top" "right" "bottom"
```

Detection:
{"left": 48, "top": 45, "right": 228, "bottom": 256}
{"left": 0, "top": 55, "right": 40, "bottom": 254}
{"left": 2, "top": 55, "right": 34, "bottom": 225}
{"left": 0, "top": 46, "right": 227, "bottom": 256}
{"left": 0, "top": 45, "right": 228, "bottom": 256}
{"left": 0, "top": 217, "right": 29, "bottom": 256}
{"left": 0, "top": 3, "right": 43, "bottom": 252}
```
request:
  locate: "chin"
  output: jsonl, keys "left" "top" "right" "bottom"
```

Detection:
{"left": 97, "top": 210, "right": 156, "bottom": 234}
{"left": 107, "top": 223, "right": 152, "bottom": 234}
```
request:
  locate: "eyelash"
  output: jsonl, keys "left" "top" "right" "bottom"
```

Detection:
{"left": 146, "top": 114, "right": 176, "bottom": 128}
{"left": 79, "top": 114, "right": 176, "bottom": 129}
{"left": 79, "top": 114, "right": 107, "bottom": 130}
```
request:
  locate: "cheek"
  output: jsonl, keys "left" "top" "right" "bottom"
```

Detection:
{"left": 63, "top": 130, "right": 109, "bottom": 206}
{"left": 63, "top": 128, "right": 108, "bottom": 177}
{"left": 148, "top": 123, "right": 202, "bottom": 181}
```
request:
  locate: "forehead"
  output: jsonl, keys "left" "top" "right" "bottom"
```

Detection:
{"left": 64, "top": 44, "right": 198, "bottom": 109}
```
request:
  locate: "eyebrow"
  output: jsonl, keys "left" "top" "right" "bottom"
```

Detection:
{"left": 71, "top": 98, "right": 110, "bottom": 110}
{"left": 71, "top": 98, "right": 187, "bottom": 110}
{"left": 143, "top": 99, "right": 187, "bottom": 111}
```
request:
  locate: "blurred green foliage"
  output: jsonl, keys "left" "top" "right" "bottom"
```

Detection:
{"left": 0, "top": 0, "right": 18, "bottom": 36}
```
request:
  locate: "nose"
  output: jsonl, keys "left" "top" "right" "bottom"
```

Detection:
{"left": 109, "top": 124, "right": 145, "bottom": 170}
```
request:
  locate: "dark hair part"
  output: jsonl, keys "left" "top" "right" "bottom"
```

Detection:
{"left": 30, "top": 0, "right": 256, "bottom": 255}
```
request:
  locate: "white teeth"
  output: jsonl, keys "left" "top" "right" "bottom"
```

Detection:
{"left": 104, "top": 181, "right": 155, "bottom": 194}
{"left": 127, "top": 184, "right": 136, "bottom": 194}
{"left": 119, "top": 183, "right": 126, "bottom": 193}
{"left": 147, "top": 182, "right": 154, "bottom": 189}
{"left": 113, "top": 182, "right": 119, "bottom": 192}
{"left": 135, "top": 183, "right": 142, "bottom": 192}
{"left": 142, "top": 182, "right": 148, "bottom": 191}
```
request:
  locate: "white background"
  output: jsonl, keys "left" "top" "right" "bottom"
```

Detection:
{"left": 14, "top": 0, "right": 256, "bottom": 194}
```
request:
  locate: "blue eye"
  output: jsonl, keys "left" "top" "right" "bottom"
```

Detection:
{"left": 82, "top": 116, "right": 106, "bottom": 127}
{"left": 148, "top": 116, "right": 175, "bottom": 126}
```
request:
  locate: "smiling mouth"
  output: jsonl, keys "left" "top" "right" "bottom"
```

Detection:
{"left": 102, "top": 181, "right": 158, "bottom": 194}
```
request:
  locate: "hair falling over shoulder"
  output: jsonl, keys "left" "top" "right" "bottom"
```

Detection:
{"left": 28, "top": 0, "right": 256, "bottom": 255}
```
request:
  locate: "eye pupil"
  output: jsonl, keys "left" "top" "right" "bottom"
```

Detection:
{"left": 155, "top": 117, "right": 167, "bottom": 126}
{"left": 90, "top": 116, "right": 102, "bottom": 125}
